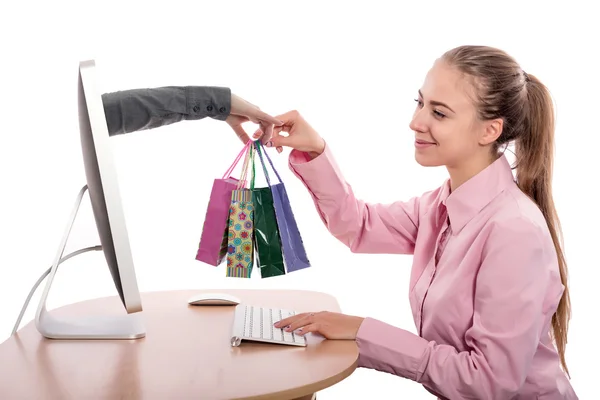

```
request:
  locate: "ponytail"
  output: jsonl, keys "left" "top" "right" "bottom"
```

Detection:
{"left": 515, "top": 73, "right": 571, "bottom": 377}
{"left": 443, "top": 45, "right": 572, "bottom": 377}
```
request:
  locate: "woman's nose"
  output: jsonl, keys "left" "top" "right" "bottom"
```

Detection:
{"left": 409, "top": 109, "right": 428, "bottom": 133}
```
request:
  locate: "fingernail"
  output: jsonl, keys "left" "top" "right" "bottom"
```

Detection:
{"left": 266, "top": 141, "right": 273, "bottom": 147}
{"left": 273, "top": 322, "right": 280, "bottom": 327}
{"left": 285, "top": 326, "right": 291, "bottom": 331}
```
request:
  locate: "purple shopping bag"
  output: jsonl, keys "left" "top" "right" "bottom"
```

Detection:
{"left": 255, "top": 141, "right": 311, "bottom": 273}
{"left": 196, "top": 142, "right": 251, "bottom": 266}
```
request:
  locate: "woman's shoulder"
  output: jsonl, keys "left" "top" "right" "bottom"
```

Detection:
{"left": 480, "top": 186, "right": 555, "bottom": 253}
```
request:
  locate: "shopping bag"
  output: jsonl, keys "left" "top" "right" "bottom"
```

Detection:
{"left": 255, "top": 141, "right": 311, "bottom": 273}
{"left": 226, "top": 143, "right": 255, "bottom": 278}
{"left": 250, "top": 142, "right": 286, "bottom": 278}
{"left": 195, "top": 141, "right": 251, "bottom": 266}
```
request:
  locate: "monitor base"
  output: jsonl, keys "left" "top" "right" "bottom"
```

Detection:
{"left": 31, "top": 184, "right": 146, "bottom": 340}
{"left": 36, "top": 310, "right": 145, "bottom": 340}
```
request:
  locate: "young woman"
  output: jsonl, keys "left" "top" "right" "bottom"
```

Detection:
{"left": 271, "top": 45, "right": 577, "bottom": 399}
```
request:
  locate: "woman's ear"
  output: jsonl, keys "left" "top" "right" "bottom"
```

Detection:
{"left": 479, "top": 118, "right": 503, "bottom": 146}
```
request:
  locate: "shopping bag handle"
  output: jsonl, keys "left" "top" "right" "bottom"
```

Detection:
{"left": 236, "top": 141, "right": 254, "bottom": 190}
{"left": 254, "top": 141, "right": 283, "bottom": 187}
{"left": 250, "top": 143, "right": 257, "bottom": 190}
{"left": 222, "top": 140, "right": 252, "bottom": 179}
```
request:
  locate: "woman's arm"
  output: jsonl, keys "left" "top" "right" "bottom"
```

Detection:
{"left": 289, "top": 143, "right": 425, "bottom": 255}
{"left": 355, "top": 216, "right": 564, "bottom": 399}
{"left": 102, "top": 86, "right": 231, "bottom": 136}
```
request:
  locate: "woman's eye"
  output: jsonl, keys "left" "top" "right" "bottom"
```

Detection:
{"left": 415, "top": 99, "right": 446, "bottom": 118}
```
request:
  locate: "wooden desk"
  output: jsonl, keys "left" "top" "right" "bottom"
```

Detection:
{"left": 0, "top": 289, "right": 358, "bottom": 399}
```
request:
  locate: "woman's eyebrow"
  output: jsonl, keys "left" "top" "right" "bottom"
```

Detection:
{"left": 419, "top": 90, "right": 455, "bottom": 113}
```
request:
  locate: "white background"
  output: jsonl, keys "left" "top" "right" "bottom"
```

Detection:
{"left": 1, "top": 1, "right": 597, "bottom": 398}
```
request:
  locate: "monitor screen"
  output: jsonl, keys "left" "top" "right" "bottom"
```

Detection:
{"left": 78, "top": 60, "right": 142, "bottom": 314}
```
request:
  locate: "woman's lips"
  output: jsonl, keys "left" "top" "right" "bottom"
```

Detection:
{"left": 415, "top": 139, "right": 436, "bottom": 148}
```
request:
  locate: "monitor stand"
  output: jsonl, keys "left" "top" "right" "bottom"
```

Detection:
{"left": 32, "top": 185, "right": 146, "bottom": 340}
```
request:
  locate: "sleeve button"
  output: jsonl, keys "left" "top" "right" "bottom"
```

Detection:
{"left": 219, "top": 107, "right": 227, "bottom": 113}
{"left": 193, "top": 105, "right": 200, "bottom": 112}
{"left": 206, "top": 105, "right": 213, "bottom": 112}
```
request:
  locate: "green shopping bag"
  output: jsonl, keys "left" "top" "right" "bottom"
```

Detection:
{"left": 226, "top": 144, "right": 255, "bottom": 278}
{"left": 250, "top": 142, "right": 286, "bottom": 278}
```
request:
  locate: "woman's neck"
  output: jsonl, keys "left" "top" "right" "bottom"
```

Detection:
{"left": 447, "top": 152, "right": 499, "bottom": 192}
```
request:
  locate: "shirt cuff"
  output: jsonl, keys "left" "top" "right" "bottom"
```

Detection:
{"left": 288, "top": 142, "right": 349, "bottom": 197}
{"left": 355, "top": 317, "right": 429, "bottom": 382}
{"left": 186, "top": 86, "right": 231, "bottom": 121}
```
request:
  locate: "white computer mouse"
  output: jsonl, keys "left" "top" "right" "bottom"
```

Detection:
{"left": 187, "top": 292, "right": 241, "bottom": 306}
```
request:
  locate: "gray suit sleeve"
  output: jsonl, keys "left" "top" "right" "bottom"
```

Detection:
{"left": 101, "top": 86, "right": 231, "bottom": 136}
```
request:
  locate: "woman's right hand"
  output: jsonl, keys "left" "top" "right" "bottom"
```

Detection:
{"left": 227, "top": 93, "right": 282, "bottom": 144}
{"left": 266, "top": 110, "right": 325, "bottom": 158}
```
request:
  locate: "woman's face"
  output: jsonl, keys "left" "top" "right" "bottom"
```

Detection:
{"left": 409, "top": 59, "right": 499, "bottom": 170}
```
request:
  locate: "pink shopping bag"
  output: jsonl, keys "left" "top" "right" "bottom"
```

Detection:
{"left": 195, "top": 142, "right": 251, "bottom": 266}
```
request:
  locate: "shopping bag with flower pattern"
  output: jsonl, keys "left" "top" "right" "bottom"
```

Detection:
{"left": 226, "top": 143, "right": 255, "bottom": 278}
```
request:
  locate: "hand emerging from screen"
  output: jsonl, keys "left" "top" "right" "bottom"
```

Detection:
{"left": 226, "top": 94, "right": 283, "bottom": 144}
{"left": 264, "top": 110, "right": 326, "bottom": 158}
{"left": 274, "top": 311, "right": 365, "bottom": 340}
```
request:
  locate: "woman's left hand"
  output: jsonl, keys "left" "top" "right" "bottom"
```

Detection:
{"left": 274, "top": 311, "right": 365, "bottom": 340}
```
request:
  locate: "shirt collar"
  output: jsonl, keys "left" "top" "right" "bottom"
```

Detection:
{"left": 437, "top": 154, "right": 516, "bottom": 234}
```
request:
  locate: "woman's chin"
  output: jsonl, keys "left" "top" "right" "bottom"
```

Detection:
{"left": 414, "top": 152, "right": 442, "bottom": 167}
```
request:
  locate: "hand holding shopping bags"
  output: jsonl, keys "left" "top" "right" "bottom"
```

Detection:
{"left": 196, "top": 140, "right": 310, "bottom": 278}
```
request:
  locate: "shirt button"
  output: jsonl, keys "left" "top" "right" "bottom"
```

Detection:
{"left": 206, "top": 105, "right": 213, "bottom": 112}
{"left": 193, "top": 105, "right": 200, "bottom": 112}
{"left": 219, "top": 107, "right": 226, "bottom": 113}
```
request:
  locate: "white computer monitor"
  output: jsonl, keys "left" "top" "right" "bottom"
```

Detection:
{"left": 33, "top": 60, "right": 145, "bottom": 340}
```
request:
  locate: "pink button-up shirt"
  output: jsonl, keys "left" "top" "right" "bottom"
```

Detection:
{"left": 289, "top": 144, "right": 577, "bottom": 399}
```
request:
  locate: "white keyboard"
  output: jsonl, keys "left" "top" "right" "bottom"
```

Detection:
{"left": 230, "top": 304, "right": 307, "bottom": 347}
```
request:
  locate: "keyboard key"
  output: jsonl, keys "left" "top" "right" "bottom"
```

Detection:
{"left": 283, "top": 329, "right": 294, "bottom": 342}
{"left": 251, "top": 307, "right": 262, "bottom": 338}
{"left": 243, "top": 306, "right": 251, "bottom": 338}
{"left": 273, "top": 327, "right": 283, "bottom": 341}
{"left": 262, "top": 308, "right": 272, "bottom": 339}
